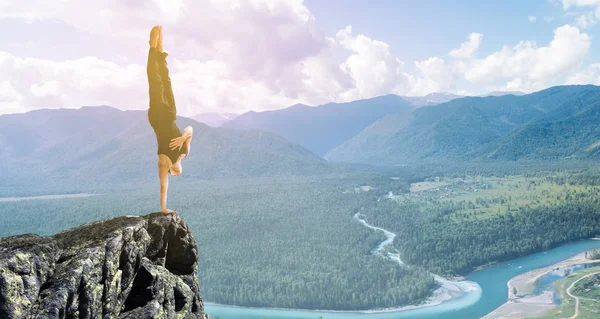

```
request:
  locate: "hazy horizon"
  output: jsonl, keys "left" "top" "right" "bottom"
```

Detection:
{"left": 0, "top": 87, "right": 552, "bottom": 116}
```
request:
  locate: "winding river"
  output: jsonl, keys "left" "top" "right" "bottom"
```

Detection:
{"left": 354, "top": 212, "right": 482, "bottom": 311}
{"left": 205, "top": 212, "right": 600, "bottom": 319}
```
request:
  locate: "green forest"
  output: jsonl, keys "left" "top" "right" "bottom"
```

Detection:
{"left": 4, "top": 163, "right": 600, "bottom": 310}
{"left": 0, "top": 173, "right": 436, "bottom": 310}
{"left": 364, "top": 169, "right": 600, "bottom": 275}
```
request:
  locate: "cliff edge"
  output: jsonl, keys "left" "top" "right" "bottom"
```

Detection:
{"left": 0, "top": 213, "right": 209, "bottom": 319}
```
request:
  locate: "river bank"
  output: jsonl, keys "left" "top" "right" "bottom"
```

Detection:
{"left": 204, "top": 240, "right": 600, "bottom": 319}
{"left": 202, "top": 213, "right": 481, "bottom": 318}
{"left": 483, "top": 251, "right": 600, "bottom": 319}
{"left": 203, "top": 195, "right": 600, "bottom": 319}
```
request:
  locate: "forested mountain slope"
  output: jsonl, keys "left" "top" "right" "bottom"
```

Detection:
{"left": 0, "top": 106, "right": 330, "bottom": 189}
{"left": 223, "top": 95, "right": 415, "bottom": 156}
{"left": 326, "top": 85, "right": 600, "bottom": 165}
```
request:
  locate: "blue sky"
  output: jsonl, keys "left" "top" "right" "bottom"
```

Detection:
{"left": 1, "top": 0, "right": 600, "bottom": 116}
{"left": 305, "top": 0, "right": 600, "bottom": 76}
{"left": 306, "top": 0, "right": 562, "bottom": 63}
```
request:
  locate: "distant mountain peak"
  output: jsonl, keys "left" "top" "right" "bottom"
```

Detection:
{"left": 81, "top": 104, "right": 114, "bottom": 108}
{"left": 223, "top": 95, "right": 414, "bottom": 156}
{"left": 423, "top": 92, "right": 461, "bottom": 97}
{"left": 481, "top": 91, "right": 525, "bottom": 97}
{"left": 193, "top": 112, "right": 239, "bottom": 127}
{"left": 401, "top": 92, "right": 464, "bottom": 107}
{"left": 289, "top": 103, "right": 309, "bottom": 108}
{"left": 79, "top": 105, "right": 120, "bottom": 111}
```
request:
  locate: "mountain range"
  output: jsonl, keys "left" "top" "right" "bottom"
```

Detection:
{"left": 326, "top": 85, "right": 600, "bottom": 165}
{"left": 3, "top": 85, "right": 600, "bottom": 190}
{"left": 223, "top": 95, "right": 417, "bottom": 156}
{"left": 0, "top": 106, "right": 330, "bottom": 190}
{"left": 401, "top": 92, "right": 464, "bottom": 107}
{"left": 221, "top": 92, "right": 541, "bottom": 157}
{"left": 480, "top": 91, "right": 525, "bottom": 97}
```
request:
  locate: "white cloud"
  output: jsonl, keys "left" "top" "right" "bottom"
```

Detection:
{"left": 561, "top": 0, "right": 600, "bottom": 25}
{"left": 0, "top": 80, "right": 22, "bottom": 113}
{"left": 565, "top": 63, "right": 600, "bottom": 84}
{"left": 0, "top": 52, "right": 146, "bottom": 112}
{"left": 30, "top": 80, "right": 60, "bottom": 97}
{"left": 529, "top": 16, "right": 537, "bottom": 22}
{"left": 544, "top": 16, "right": 554, "bottom": 22}
{"left": 0, "top": 0, "right": 337, "bottom": 114}
{"left": 562, "top": 0, "right": 600, "bottom": 10}
{"left": 333, "top": 26, "right": 468, "bottom": 98}
{"left": 0, "top": 0, "right": 175, "bottom": 35}
{"left": 0, "top": 0, "right": 470, "bottom": 110}
{"left": 298, "top": 37, "right": 354, "bottom": 102}
{"left": 402, "top": 57, "right": 456, "bottom": 95}
{"left": 1, "top": 1, "right": 599, "bottom": 115}
{"left": 0, "top": 49, "right": 341, "bottom": 115}
{"left": 575, "top": 12, "right": 597, "bottom": 28}
{"left": 463, "top": 25, "right": 590, "bottom": 91}
{"left": 449, "top": 33, "right": 483, "bottom": 59}
{"left": 0, "top": 0, "right": 329, "bottom": 92}
{"left": 335, "top": 26, "right": 408, "bottom": 100}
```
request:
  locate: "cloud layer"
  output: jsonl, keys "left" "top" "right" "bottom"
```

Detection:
{"left": 0, "top": 0, "right": 598, "bottom": 115}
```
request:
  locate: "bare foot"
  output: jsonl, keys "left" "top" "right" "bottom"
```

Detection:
{"left": 170, "top": 161, "right": 182, "bottom": 176}
{"left": 161, "top": 208, "right": 176, "bottom": 215}
{"left": 157, "top": 25, "right": 163, "bottom": 52}
{"left": 149, "top": 25, "right": 160, "bottom": 48}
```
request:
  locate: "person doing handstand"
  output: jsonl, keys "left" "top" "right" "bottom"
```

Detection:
{"left": 147, "top": 25, "right": 193, "bottom": 214}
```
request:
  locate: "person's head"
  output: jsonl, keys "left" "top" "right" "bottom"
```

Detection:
{"left": 169, "top": 161, "right": 182, "bottom": 176}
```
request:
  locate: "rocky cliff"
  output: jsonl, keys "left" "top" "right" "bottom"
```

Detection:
{"left": 0, "top": 213, "right": 209, "bottom": 318}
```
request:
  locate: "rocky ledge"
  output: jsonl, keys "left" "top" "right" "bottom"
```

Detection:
{"left": 0, "top": 213, "right": 209, "bottom": 319}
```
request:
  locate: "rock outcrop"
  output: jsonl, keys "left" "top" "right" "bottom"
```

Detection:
{"left": 0, "top": 213, "right": 209, "bottom": 319}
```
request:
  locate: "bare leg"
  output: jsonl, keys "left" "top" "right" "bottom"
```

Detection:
{"left": 158, "top": 155, "right": 175, "bottom": 214}
{"left": 155, "top": 26, "right": 177, "bottom": 115}
{"left": 147, "top": 26, "right": 166, "bottom": 111}
{"left": 157, "top": 25, "right": 163, "bottom": 53}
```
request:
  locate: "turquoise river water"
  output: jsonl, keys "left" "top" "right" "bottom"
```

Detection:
{"left": 205, "top": 239, "right": 600, "bottom": 319}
